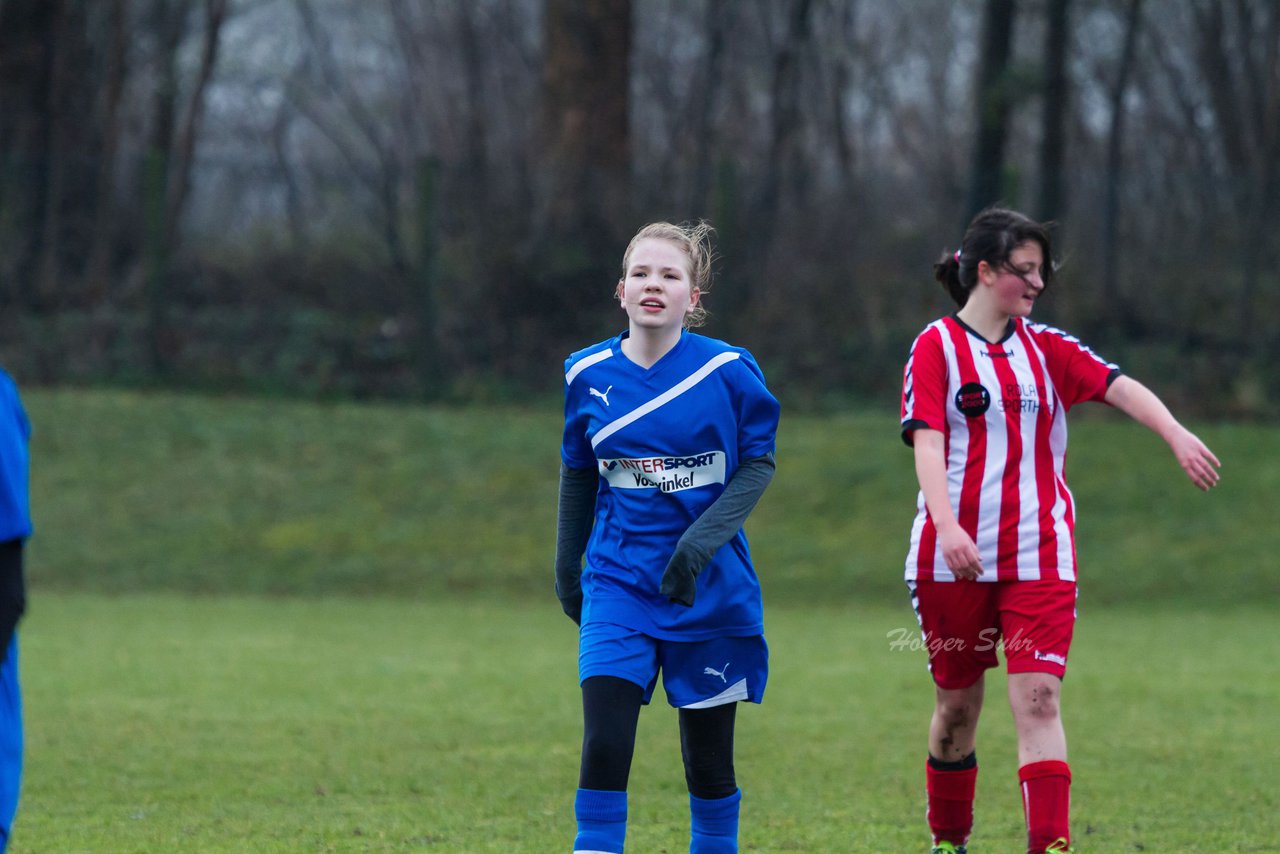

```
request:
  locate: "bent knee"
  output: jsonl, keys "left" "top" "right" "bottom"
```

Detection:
{"left": 1013, "top": 680, "right": 1061, "bottom": 722}
{"left": 936, "top": 702, "right": 976, "bottom": 729}
{"left": 935, "top": 680, "right": 983, "bottom": 722}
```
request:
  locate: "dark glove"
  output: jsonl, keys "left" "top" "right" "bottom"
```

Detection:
{"left": 558, "top": 590, "right": 583, "bottom": 625}
{"left": 660, "top": 541, "right": 712, "bottom": 607}
{"left": 0, "top": 540, "right": 24, "bottom": 650}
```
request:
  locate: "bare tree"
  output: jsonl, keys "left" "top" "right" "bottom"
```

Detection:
{"left": 965, "top": 0, "right": 1017, "bottom": 221}
{"left": 455, "top": 3, "right": 492, "bottom": 221}
{"left": 536, "top": 0, "right": 631, "bottom": 244}
{"left": 291, "top": 0, "right": 409, "bottom": 275}
{"left": 168, "top": 0, "right": 229, "bottom": 241}
{"left": 143, "top": 0, "right": 230, "bottom": 373}
{"left": 1037, "top": 0, "right": 1070, "bottom": 223}
{"left": 1099, "top": 0, "right": 1143, "bottom": 321}
{"left": 0, "top": 0, "right": 59, "bottom": 307}
{"left": 755, "top": 0, "right": 817, "bottom": 229}
{"left": 0, "top": 0, "right": 1273, "bottom": 412}
{"left": 35, "top": 0, "right": 78, "bottom": 306}
{"left": 513, "top": 0, "right": 631, "bottom": 366}
{"left": 687, "top": 0, "right": 729, "bottom": 215}
{"left": 827, "top": 0, "right": 861, "bottom": 199}
{"left": 1193, "top": 0, "right": 1280, "bottom": 342}
{"left": 84, "top": 0, "right": 131, "bottom": 304}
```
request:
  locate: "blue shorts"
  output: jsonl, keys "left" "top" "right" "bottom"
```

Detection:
{"left": 579, "top": 622, "right": 768, "bottom": 708}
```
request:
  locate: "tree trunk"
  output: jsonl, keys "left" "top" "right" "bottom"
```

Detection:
{"left": 688, "top": 0, "right": 728, "bottom": 215}
{"left": 457, "top": 4, "right": 490, "bottom": 222}
{"left": 734, "top": 0, "right": 815, "bottom": 332}
{"left": 830, "top": 0, "right": 861, "bottom": 200}
{"left": 413, "top": 156, "right": 443, "bottom": 400}
{"left": 537, "top": 0, "right": 631, "bottom": 243}
{"left": 1100, "top": 0, "right": 1143, "bottom": 326}
{"left": 0, "top": 0, "right": 58, "bottom": 307}
{"left": 85, "top": 0, "right": 130, "bottom": 304}
{"left": 142, "top": 0, "right": 194, "bottom": 375}
{"left": 1037, "top": 0, "right": 1070, "bottom": 224}
{"left": 520, "top": 0, "right": 631, "bottom": 366}
{"left": 35, "top": 0, "right": 72, "bottom": 307}
{"left": 755, "top": 0, "right": 816, "bottom": 229}
{"left": 1196, "top": 0, "right": 1280, "bottom": 343}
{"left": 298, "top": 0, "right": 407, "bottom": 274}
{"left": 166, "top": 0, "right": 228, "bottom": 237}
{"left": 965, "top": 0, "right": 1017, "bottom": 222}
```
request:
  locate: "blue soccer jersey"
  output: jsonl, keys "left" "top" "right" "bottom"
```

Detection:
{"left": 562, "top": 331, "right": 780, "bottom": 641}
{"left": 0, "top": 371, "right": 30, "bottom": 544}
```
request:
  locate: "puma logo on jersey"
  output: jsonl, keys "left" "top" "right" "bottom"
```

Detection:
{"left": 703, "top": 662, "right": 730, "bottom": 683}
{"left": 589, "top": 385, "right": 612, "bottom": 406}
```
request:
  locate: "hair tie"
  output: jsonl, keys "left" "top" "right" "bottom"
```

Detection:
{"left": 954, "top": 249, "right": 962, "bottom": 263}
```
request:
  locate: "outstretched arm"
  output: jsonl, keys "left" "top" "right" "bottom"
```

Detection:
{"left": 1104, "top": 375, "right": 1221, "bottom": 491}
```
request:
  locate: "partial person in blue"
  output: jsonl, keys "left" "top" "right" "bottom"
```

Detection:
{"left": 556, "top": 221, "right": 780, "bottom": 854}
{"left": 0, "top": 368, "right": 29, "bottom": 852}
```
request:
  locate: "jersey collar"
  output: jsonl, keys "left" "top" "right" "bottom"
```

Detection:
{"left": 949, "top": 313, "right": 1018, "bottom": 345}
{"left": 613, "top": 329, "right": 691, "bottom": 373}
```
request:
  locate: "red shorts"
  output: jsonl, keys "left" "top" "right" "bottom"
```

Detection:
{"left": 908, "top": 579, "right": 1077, "bottom": 690}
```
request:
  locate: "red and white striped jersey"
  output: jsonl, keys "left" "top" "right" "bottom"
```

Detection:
{"left": 900, "top": 315, "right": 1120, "bottom": 582}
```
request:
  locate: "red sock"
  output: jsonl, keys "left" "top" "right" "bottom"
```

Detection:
{"left": 1018, "top": 760, "right": 1071, "bottom": 853}
{"left": 926, "top": 758, "right": 977, "bottom": 846}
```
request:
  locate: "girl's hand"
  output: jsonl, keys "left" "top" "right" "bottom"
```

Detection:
{"left": 1169, "top": 427, "right": 1221, "bottom": 491}
{"left": 937, "top": 524, "right": 984, "bottom": 580}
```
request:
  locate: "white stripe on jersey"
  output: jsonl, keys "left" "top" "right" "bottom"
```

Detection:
{"left": 1026, "top": 321, "right": 1115, "bottom": 371}
{"left": 902, "top": 359, "right": 916, "bottom": 413}
{"left": 1022, "top": 330, "right": 1076, "bottom": 575}
{"left": 590, "top": 351, "right": 741, "bottom": 450}
{"left": 1007, "top": 333, "right": 1047, "bottom": 580}
{"left": 935, "top": 323, "right": 972, "bottom": 559}
{"left": 953, "top": 329, "right": 1007, "bottom": 573}
{"left": 565, "top": 348, "right": 613, "bottom": 386}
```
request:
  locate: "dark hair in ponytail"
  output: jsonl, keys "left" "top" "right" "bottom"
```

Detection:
{"left": 934, "top": 207, "right": 1055, "bottom": 307}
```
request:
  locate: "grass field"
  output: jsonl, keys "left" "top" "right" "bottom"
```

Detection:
{"left": 14, "top": 595, "right": 1278, "bottom": 852}
{"left": 10, "top": 388, "right": 1280, "bottom": 851}
{"left": 23, "top": 388, "right": 1279, "bottom": 606}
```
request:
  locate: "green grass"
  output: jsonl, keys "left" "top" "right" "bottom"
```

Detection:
{"left": 26, "top": 389, "right": 561, "bottom": 596}
{"left": 13, "top": 594, "right": 1278, "bottom": 852}
{"left": 24, "top": 388, "right": 1279, "bottom": 606}
{"left": 10, "top": 388, "right": 1279, "bottom": 850}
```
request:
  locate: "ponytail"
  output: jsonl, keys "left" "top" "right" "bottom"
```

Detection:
{"left": 934, "top": 249, "right": 972, "bottom": 307}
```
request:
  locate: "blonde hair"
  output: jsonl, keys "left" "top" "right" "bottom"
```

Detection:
{"left": 620, "top": 221, "right": 716, "bottom": 328}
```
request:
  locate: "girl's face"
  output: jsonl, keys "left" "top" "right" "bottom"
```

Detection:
{"left": 979, "top": 240, "right": 1046, "bottom": 318}
{"left": 616, "top": 237, "right": 700, "bottom": 334}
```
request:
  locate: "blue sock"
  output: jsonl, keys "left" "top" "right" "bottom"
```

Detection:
{"left": 689, "top": 788, "right": 741, "bottom": 853}
{"left": 574, "top": 788, "right": 627, "bottom": 853}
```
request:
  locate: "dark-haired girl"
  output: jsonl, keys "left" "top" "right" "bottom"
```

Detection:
{"left": 899, "top": 208, "right": 1219, "bottom": 854}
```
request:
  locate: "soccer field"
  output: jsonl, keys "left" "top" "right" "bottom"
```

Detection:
{"left": 14, "top": 389, "right": 1277, "bottom": 851}
{"left": 13, "top": 594, "right": 1275, "bottom": 852}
